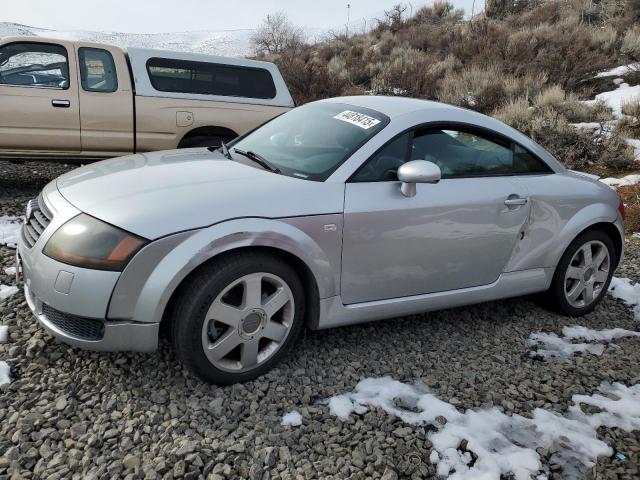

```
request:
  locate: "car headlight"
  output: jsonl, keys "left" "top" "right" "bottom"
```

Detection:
{"left": 43, "top": 214, "right": 147, "bottom": 271}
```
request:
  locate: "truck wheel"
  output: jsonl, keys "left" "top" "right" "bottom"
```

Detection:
{"left": 170, "top": 252, "right": 305, "bottom": 384}
{"left": 178, "top": 135, "right": 231, "bottom": 149}
{"left": 545, "top": 230, "right": 615, "bottom": 317}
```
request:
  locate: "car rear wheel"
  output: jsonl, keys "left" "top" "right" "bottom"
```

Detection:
{"left": 171, "top": 252, "right": 305, "bottom": 384}
{"left": 546, "top": 230, "right": 615, "bottom": 316}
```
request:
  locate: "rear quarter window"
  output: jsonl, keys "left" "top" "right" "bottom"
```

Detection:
{"left": 146, "top": 57, "right": 276, "bottom": 99}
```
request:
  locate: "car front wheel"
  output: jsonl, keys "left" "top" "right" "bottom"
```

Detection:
{"left": 547, "top": 230, "right": 615, "bottom": 316}
{"left": 171, "top": 252, "right": 305, "bottom": 384}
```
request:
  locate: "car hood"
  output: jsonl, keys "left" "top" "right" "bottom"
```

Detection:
{"left": 56, "top": 149, "right": 345, "bottom": 239}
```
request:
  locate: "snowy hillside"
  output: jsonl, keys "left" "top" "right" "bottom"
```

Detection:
{"left": 0, "top": 21, "right": 254, "bottom": 57}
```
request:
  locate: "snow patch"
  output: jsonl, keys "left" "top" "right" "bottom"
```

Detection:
{"left": 0, "top": 325, "right": 7, "bottom": 343}
{"left": 595, "top": 63, "right": 640, "bottom": 78}
{"left": 527, "top": 332, "right": 605, "bottom": 360}
{"left": 0, "top": 216, "right": 22, "bottom": 248}
{"left": 0, "top": 361, "right": 10, "bottom": 385}
{"left": 327, "top": 377, "right": 640, "bottom": 480}
{"left": 601, "top": 174, "right": 640, "bottom": 187}
{"left": 281, "top": 410, "right": 303, "bottom": 427}
{"left": 609, "top": 277, "right": 640, "bottom": 320}
{"left": 3, "top": 266, "right": 15, "bottom": 276}
{"left": 0, "top": 285, "right": 18, "bottom": 300}
{"left": 528, "top": 324, "right": 640, "bottom": 360}
{"left": 584, "top": 82, "right": 640, "bottom": 117}
{"left": 562, "top": 325, "right": 640, "bottom": 342}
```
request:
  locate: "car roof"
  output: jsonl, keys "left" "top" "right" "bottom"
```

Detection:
{"left": 317, "top": 95, "right": 565, "bottom": 173}
{"left": 317, "top": 95, "right": 468, "bottom": 119}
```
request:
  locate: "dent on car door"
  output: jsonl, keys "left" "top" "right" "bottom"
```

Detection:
{"left": 0, "top": 40, "right": 80, "bottom": 154}
{"left": 341, "top": 127, "right": 532, "bottom": 305}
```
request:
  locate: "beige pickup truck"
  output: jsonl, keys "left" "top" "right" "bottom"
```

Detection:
{"left": 0, "top": 36, "right": 294, "bottom": 161}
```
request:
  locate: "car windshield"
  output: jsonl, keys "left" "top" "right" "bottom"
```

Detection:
{"left": 228, "top": 102, "right": 389, "bottom": 181}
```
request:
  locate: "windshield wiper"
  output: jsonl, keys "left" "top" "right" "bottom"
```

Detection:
{"left": 210, "top": 141, "right": 232, "bottom": 159}
{"left": 232, "top": 148, "right": 281, "bottom": 174}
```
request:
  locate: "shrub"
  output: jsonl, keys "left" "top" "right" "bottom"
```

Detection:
{"left": 495, "top": 94, "right": 633, "bottom": 171}
{"left": 494, "top": 98, "right": 534, "bottom": 131}
{"left": 437, "top": 65, "right": 509, "bottom": 113}
{"left": 370, "top": 47, "right": 438, "bottom": 97}
{"left": 621, "top": 26, "right": 640, "bottom": 61}
{"left": 534, "top": 86, "right": 608, "bottom": 122}
{"left": 618, "top": 96, "right": 640, "bottom": 137}
{"left": 621, "top": 95, "right": 640, "bottom": 118}
{"left": 589, "top": 25, "right": 618, "bottom": 52}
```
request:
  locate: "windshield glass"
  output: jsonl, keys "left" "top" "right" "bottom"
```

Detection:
{"left": 228, "top": 103, "right": 389, "bottom": 181}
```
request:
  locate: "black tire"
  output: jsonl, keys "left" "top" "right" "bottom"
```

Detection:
{"left": 178, "top": 135, "right": 231, "bottom": 149}
{"left": 170, "top": 252, "right": 305, "bottom": 384}
{"left": 545, "top": 229, "right": 616, "bottom": 316}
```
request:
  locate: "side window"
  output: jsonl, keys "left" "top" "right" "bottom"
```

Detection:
{"left": 0, "top": 42, "right": 69, "bottom": 89}
{"left": 513, "top": 144, "right": 552, "bottom": 174}
{"left": 352, "top": 133, "right": 410, "bottom": 182}
{"left": 146, "top": 57, "right": 277, "bottom": 99}
{"left": 79, "top": 48, "right": 117, "bottom": 93}
{"left": 411, "top": 128, "right": 512, "bottom": 178}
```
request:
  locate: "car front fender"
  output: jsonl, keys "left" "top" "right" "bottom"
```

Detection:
{"left": 107, "top": 215, "right": 342, "bottom": 324}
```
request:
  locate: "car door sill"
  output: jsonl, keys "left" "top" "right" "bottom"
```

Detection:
{"left": 315, "top": 268, "right": 554, "bottom": 329}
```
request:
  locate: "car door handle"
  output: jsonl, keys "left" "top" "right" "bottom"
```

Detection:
{"left": 51, "top": 99, "right": 70, "bottom": 108}
{"left": 504, "top": 197, "right": 528, "bottom": 206}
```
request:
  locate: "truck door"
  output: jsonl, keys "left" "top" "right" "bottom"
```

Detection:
{"left": 76, "top": 43, "right": 134, "bottom": 155}
{"left": 0, "top": 40, "right": 81, "bottom": 155}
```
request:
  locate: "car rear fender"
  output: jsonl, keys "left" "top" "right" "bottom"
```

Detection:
{"left": 543, "top": 202, "right": 621, "bottom": 269}
{"left": 107, "top": 216, "right": 341, "bottom": 324}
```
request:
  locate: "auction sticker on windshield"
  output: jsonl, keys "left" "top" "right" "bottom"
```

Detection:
{"left": 334, "top": 110, "right": 381, "bottom": 130}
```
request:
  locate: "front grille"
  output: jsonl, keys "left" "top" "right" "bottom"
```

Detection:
{"left": 42, "top": 304, "right": 105, "bottom": 341}
{"left": 21, "top": 194, "right": 53, "bottom": 248}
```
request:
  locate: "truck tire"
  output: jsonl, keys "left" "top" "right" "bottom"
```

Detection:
{"left": 178, "top": 135, "right": 231, "bottom": 149}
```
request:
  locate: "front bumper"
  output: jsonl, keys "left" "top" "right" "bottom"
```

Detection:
{"left": 23, "top": 281, "right": 158, "bottom": 352}
{"left": 17, "top": 182, "right": 158, "bottom": 353}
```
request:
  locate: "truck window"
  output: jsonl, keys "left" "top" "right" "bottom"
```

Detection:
{"left": 146, "top": 57, "right": 276, "bottom": 100}
{"left": 0, "top": 42, "right": 69, "bottom": 89}
{"left": 78, "top": 48, "right": 118, "bottom": 93}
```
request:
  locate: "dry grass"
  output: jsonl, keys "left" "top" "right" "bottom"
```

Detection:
{"left": 619, "top": 182, "right": 640, "bottom": 235}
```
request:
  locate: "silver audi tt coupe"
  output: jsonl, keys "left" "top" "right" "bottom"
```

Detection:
{"left": 17, "top": 96, "right": 625, "bottom": 383}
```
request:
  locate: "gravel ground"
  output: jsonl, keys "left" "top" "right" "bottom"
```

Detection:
{"left": 0, "top": 160, "right": 639, "bottom": 480}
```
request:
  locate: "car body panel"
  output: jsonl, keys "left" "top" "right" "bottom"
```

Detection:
{"left": 341, "top": 176, "right": 530, "bottom": 304}
{"left": 16, "top": 182, "right": 121, "bottom": 319}
{"left": 55, "top": 148, "right": 345, "bottom": 239}
{"left": 319, "top": 268, "right": 554, "bottom": 329}
{"left": 504, "top": 172, "right": 623, "bottom": 272}
{"left": 107, "top": 215, "right": 343, "bottom": 324}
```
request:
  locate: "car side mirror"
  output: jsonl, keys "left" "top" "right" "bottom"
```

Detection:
{"left": 397, "top": 160, "right": 441, "bottom": 197}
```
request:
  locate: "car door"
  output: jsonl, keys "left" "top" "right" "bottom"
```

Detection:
{"left": 341, "top": 126, "right": 531, "bottom": 305}
{"left": 0, "top": 40, "right": 80, "bottom": 154}
{"left": 76, "top": 43, "right": 134, "bottom": 155}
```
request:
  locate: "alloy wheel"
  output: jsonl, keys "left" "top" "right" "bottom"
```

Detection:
{"left": 563, "top": 240, "right": 610, "bottom": 308}
{"left": 201, "top": 272, "right": 295, "bottom": 372}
